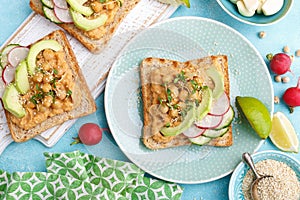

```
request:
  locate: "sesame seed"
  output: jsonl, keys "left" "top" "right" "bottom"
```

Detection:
{"left": 242, "top": 159, "right": 300, "bottom": 200}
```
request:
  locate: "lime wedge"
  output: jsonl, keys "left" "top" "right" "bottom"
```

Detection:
{"left": 270, "top": 112, "right": 299, "bottom": 153}
{"left": 236, "top": 96, "right": 272, "bottom": 139}
{"left": 157, "top": 0, "right": 190, "bottom": 8}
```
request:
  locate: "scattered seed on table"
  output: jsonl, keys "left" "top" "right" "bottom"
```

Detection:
{"left": 274, "top": 96, "right": 280, "bottom": 104}
{"left": 282, "top": 76, "right": 290, "bottom": 83}
{"left": 274, "top": 75, "right": 282, "bottom": 82}
{"left": 283, "top": 45, "right": 290, "bottom": 53}
{"left": 296, "top": 49, "right": 300, "bottom": 57}
{"left": 258, "top": 31, "right": 266, "bottom": 38}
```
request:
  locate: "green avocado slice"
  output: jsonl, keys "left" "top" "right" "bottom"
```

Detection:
{"left": 70, "top": 9, "right": 108, "bottom": 31}
{"left": 160, "top": 103, "right": 196, "bottom": 137}
{"left": 66, "top": 0, "right": 93, "bottom": 16}
{"left": 15, "top": 60, "right": 30, "bottom": 94}
{"left": 205, "top": 67, "right": 224, "bottom": 99}
{"left": 196, "top": 86, "right": 213, "bottom": 121}
{"left": 2, "top": 84, "right": 26, "bottom": 118}
{"left": 27, "top": 40, "right": 62, "bottom": 76}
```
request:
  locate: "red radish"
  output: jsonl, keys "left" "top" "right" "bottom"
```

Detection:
{"left": 2, "top": 65, "right": 16, "bottom": 85}
{"left": 7, "top": 46, "right": 29, "bottom": 67}
{"left": 195, "top": 114, "right": 223, "bottom": 129}
{"left": 267, "top": 53, "right": 292, "bottom": 75}
{"left": 283, "top": 77, "right": 300, "bottom": 113}
{"left": 0, "top": 44, "right": 19, "bottom": 68}
{"left": 71, "top": 123, "right": 106, "bottom": 146}
{"left": 208, "top": 92, "right": 230, "bottom": 116}
{"left": 54, "top": 6, "right": 73, "bottom": 23}
{"left": 182, "top": 125, "right": 206, "bottom": 138}
{"left": 53, "top": 0, "right": 68, "bottom": 9}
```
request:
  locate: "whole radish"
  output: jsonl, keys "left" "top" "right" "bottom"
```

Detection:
{"left": 266, "top": 53, "right": 292, "bottom": 75}
{"left": 283, "top": 77, "right": 300, "bottom": 113}
{"left": 71, "top": 123, "right": 105, "bottom": 146}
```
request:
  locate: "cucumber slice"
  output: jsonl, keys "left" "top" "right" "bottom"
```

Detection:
{"left": 196, "top": 86, "right": 212, "bottom": 121}
{"left": 203, "top": 127, "right": 229, "bottom": 138}
{"left": 27, "top": 39, "right": 62, "bottom": 75}
{"left": 43, "top": 6, "right": 63, "bottom": 24}
{"left": 0, "top": 44, "right": 20, "bottom": 68}
{"left": 214, "top": 106, "right": 235, "bottom": 130}
{"left": 2, "top": 84, "right": 26, "bottom": 118}
{"left": 15, "top": 60, "right": 30, "bottom": 94}
{"left": 41, "top": 0, "right": 54, "bottom": 8}
{"left": 160, "top": 103, "right": 196, "bottom": 137}
{"left": 189, "top": 135, "right": 211, "bottom": 145}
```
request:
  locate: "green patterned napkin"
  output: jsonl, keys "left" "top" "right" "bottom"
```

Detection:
{"left": 0, "top": 151, "right": 183, "bottom": 200}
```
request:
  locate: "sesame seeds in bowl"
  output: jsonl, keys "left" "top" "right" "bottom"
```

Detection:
{"left": 229, "top": 150, "right": 300, "bottom": 200}
{"left": 216, "top": 0, "right": 293, "bottom": 26}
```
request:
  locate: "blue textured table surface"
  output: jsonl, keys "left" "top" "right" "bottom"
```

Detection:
{"left": 1, "top": 1, "right": 300, "bottom": 199}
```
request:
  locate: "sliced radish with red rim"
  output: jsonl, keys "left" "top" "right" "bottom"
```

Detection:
{"left": 182, "top": 125, "right": 206, "bottom": 138}
{"left": 0, "top": 44, "right": 19, "bottom": 68}
{"left": 7, "top": 46, "right": 29, "bottom": 67}
{"left": 208, "top": 92, "right": 230, "bottom": 116}
{"left": 195, "top": 114, "right": 223, "bottom": 129}
{"left": 54, "top": 6, "right": 73, "bottom": 23}
{"left": 53, "top": 0, "right": 68, "bottom": 9}
{"left": 2, "top": 66, "right": 16, "bottom": 85}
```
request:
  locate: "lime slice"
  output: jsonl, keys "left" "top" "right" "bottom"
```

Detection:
{"left": 157, "top": 0, "right": 190, "bottom": 7}
{"left": 236, "top": 96, "right": 272, "bottom": 139}
{"left": 269, "top": 112, "right": 299, "bottom": 153}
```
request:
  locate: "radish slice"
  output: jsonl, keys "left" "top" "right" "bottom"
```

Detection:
{"left": 53, "top": 0, "right": 68, "bottom": 9}
{"left": 54, "top": 6, "right": 73, "bottom": 23}
{"left": 195, "top": 114, "right": 223, "bottom": 129}
{"left": 7, "top": 46, "right": 29, "bottom": 67}
{"left": 2, "top": 65, "right": 16, "bottom": 85}
{"left": 182, "top": 125, "right": 206, "bottom": 138}
{"left": 208, "top": 92, "right": 230, "bottom": 116}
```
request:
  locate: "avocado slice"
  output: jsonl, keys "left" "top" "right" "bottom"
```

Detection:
{"left": 2, "top": 84, "right": 26, "bottom": 118}
{"left": 205, "top": 67, "right": 224, "bottom": 99}
{"left": 70, "top": 9, "right": 108, "bottom": 31}
{"left": 15, "top": 60, "right": 30, "bottom": 94}
{"left": 27, "top": 40, "right": 62, "bottom": 75}
{"left": 160, "top": 103, "right": 196, "bottom": 137}
{"left": 196, "top": 86, "right": 213, "bottom": 121}
{"left": 66, "top": 0, "right": 93, "bottom": 16}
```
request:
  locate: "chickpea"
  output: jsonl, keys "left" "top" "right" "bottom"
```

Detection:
{"left": 274, "top": 96, "right": 280, "bottom": 104}
{"left": 64, "top": 99, "right": 74, "bottom": 111}
{"left": 169, "top": 84, "right": 179, "bottom": 97}
{"left": 43, "top": 74, "right": 53, "bottom": 83}
{"left": 258, "top": 31, "right": 266, "bottom": 38}
{"left": 41, "top": 83, "right": 52, "bottom": 93}
{"left": 169, "top": 109, "right": 179, "bottom": 118}
{"left": 32, "top": 72, "right": 43, "bottom": 83}
{"left": 42, "top": 62, "right": 51, "bottom": 71}
{"left": 282, "top": 76, "right": 290, "bottom": 83}
{"left": 295, "top": 49, "right": 300, "bottom": 57}
{"left": 55, "top": 82, "right": 67, "bottom": 100}
{"left": 26, "top": 101, "right": 36, "bottom": 109}
{"left": 43, "top": 49, "right": 55, "bottom": 61}
{"left": 91, "top": 1, "right": 103, "bottom": 13}
{"left": 159, "top": 104, "right": 169, "bottom": 114}
{"left": 51, "top": 99, "right": 63, "bottom": 109}
{"left": 107, "top": 2, "right": 115, "bottom": 10}
{"left": 178, "top": 89, "right": 189, "bottom": 101}
{"left": 274, "top": 75, "right": 282, "bottom": 82}
{"left": 283, "top": 45, "right": 290, "bottom": 53}
{"left": 43, "top": 95, "right": 53, "bottom": 108}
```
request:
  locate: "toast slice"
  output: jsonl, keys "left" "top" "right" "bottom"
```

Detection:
{"left": 29, "top": 0, "right": 140, "bottom": 53}
{"left": 140, "top": 55, "right": 232, "bottom": 150}
{"left": 3, "top": 30, "right": 96, "bottom": 142}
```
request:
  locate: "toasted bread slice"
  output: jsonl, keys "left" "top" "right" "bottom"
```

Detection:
{"left": 140, "top": 55, "right": 232, "bottom": 150}
{"left": 4, "top": 30, "right": 96, "bottom": 142}
{"left": 29, "top": 0, "right": 140, "bottom": 53}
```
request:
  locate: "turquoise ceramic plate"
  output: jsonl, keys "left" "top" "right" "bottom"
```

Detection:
{"left": 229, "top": 150, "right": 300, "bottom": 199}
{"left": 104, "top": 17, "right": 273, "bottom": 184}
{"left": 217, "top": 0, "right": 293, "bottom": 26}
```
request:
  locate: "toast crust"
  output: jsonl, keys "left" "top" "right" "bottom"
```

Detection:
{"left": 29, "top": 0, "right": 140, "bottom": 53}
{"left": 140, "top": 56, "right": 232, "bottom": 150}
{"left": 4, "top": 30, "right": 96, "bottom": 142}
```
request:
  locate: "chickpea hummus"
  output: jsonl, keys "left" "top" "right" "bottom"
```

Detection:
{"left": 9, "top": 49, "right": 80, "bottom": 130}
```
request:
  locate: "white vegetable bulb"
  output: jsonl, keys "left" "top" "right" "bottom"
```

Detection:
{"left": 237, "top": 1, "right": 256, "bottom": 17}
{"left": 243, "top": 0, "right": 259, "bottom": 12}
{"left": 262, "top": 0, "right": 284, "bottom": 16}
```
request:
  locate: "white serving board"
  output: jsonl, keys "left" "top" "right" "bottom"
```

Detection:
{"left": 0, "top": 0, "right": 178, "bottom": 155}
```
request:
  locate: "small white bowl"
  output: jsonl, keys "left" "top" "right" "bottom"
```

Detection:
{"left": 216, "top": 0, "right": 294, "bottom": 26}
{"left": 228, "top": 150, "right": 300, "bottom": 200}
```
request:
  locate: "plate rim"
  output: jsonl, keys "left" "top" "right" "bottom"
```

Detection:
{"left": 104, "top": 16, "right": 273, "bottom": 184}
{"left": 228, "top": 150, "right": 300, "bottom": 200}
